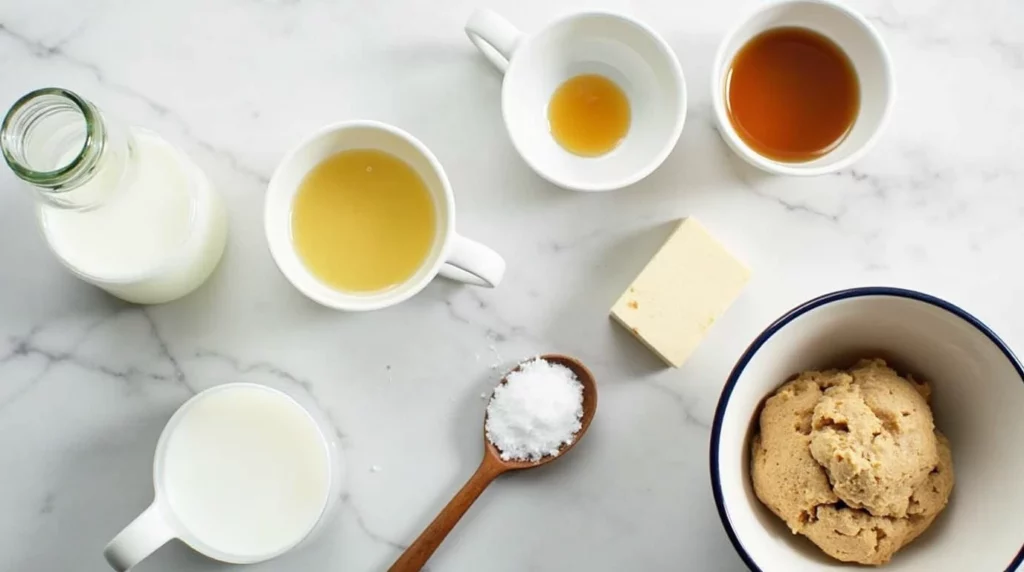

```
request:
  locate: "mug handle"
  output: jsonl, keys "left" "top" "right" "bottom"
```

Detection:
{"left": 104, "top": 503, "right": 175, "bottom": 571}
{"left": 465, "top": 8, "right": 523, "bottom": 73}
{"left": 440, "top": 234, "right": 505, "bottom": 288}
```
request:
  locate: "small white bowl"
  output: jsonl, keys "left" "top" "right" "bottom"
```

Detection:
{"left": 711, "top": 0, "right": 895, "bottom": 176}
{"left": 711, "top": 287, "right": 1024, "bottom": 571}
{"left": 466, "top": 9, "right": 686, "bottom": 191}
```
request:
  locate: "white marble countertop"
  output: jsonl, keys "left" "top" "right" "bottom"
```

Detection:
{"left": 2, "top": 0, "right": 1023, "bottom": 570}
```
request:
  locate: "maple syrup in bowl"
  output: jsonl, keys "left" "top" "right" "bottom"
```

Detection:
{"left": 726, "top": 27, "right": 859, "bottom": 163}
{"left": 711, "top": 0, "right": 894, "bottom": 176}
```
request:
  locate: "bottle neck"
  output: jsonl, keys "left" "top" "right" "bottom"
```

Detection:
{"left": 1, "top": 88, "right": 131, "bottom": 210}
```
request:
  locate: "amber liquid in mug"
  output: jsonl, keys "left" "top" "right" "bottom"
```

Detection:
{"left": 548, "top": 74, "right": 631, "bottom": 157}
{"left": 726, "top": 27, "right": 860, "bottom": 162}
{"left": 291, "top": 149, "right": 436, "bottom": 293}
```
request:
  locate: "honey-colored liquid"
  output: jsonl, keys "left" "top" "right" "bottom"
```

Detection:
{"left": 291, "top": 149, "right": 436, "bottom": 293}
{"left": 548, "top": 74, "right": 631, "bottom": 157}
{"left": 727, "top": 27, "right": 860, "bottom": 162}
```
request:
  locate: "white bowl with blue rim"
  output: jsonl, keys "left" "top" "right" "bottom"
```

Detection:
{"left": 711, "top": 287, "right": 1024, "bottom": 571}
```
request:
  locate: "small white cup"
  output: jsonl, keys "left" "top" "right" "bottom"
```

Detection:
{"left": 103, "top": 383, "right": 340, "bottom": 570}
{"left": 465, "top": 9, "right": 686, "bottom": 192}
{"left": 265, "top": 120, "right": 506, "bottom": 311}
{"left": 711, "top": 0, "right": 895, "bottom": 176}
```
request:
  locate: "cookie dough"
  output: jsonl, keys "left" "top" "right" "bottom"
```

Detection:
{"left": 750, "top": 359, "right": 954, "bottom": 565}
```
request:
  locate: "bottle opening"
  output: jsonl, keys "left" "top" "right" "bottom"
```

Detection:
{"left": 1, "top": 88, "right": 99, "bottom": 188}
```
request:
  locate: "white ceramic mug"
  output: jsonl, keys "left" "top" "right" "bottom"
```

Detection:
{"left": 711, "top": 0, "right": 895, "bottom": 176}
{"left": 265, "top": 120, "right": 505, "bottom": 311}
{"left": 465, "top": 9, "right": 686, "bottom": 192}
{"left": 103, "top": 383, "right": 340, "bottom": 570}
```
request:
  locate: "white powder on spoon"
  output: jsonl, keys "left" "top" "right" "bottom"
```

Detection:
{"left": 485, "top": 358, "right": 584, "bottom": 462}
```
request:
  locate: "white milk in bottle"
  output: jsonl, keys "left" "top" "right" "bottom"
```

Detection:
{"left": 1, "top": 88, "right": 227, "bottom": 303}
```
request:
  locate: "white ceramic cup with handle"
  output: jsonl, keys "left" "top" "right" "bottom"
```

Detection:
{"left": 711, "top": 0, "right": 894, "bottom": 176}
{"left": 465, "top": 9, "right": 686, "bottom": 192}
{"left": 103, "top": 383, "right": 341, "bottom": 571}
{"left": 265, "top": 120, "right": 506, "bottom": 311}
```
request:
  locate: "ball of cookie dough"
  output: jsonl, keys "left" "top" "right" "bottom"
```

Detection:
{"left": 751, "top": 359, "right": 954, "bottom": 565}
{"left": 750, "top": 371, "right": 842, "bottom": 532}
{"left": 801, "top": 435, "right": 954, "bottom": 565}
{"left": 809, "top": 359, "right": 938, "bottom": 518}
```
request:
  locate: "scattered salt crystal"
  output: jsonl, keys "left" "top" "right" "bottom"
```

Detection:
{"left": 485, "top": 358, "right": 584, "bottom": 462}
{"left": 488, "top": 344, "right": 503, "bottom": 366}
{"left": 480, "top": 392, "right": 488, "bottom": 399}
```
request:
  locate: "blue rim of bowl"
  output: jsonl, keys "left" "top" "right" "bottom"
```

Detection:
{"left": 709, "top": 286, "right": 1024, "bottom": 572}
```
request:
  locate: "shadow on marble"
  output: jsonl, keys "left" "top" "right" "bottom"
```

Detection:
{"left": 722, "top": 145, "right": 777, "bottom": 189}
{"left": 376, "top": 363, "right": 499, "bottom": 569}
{"left": 543, "top": 219, "right": 678, "bottom": 379}
{"left": 9, "top": 409, "right": 171, "bottom": 572}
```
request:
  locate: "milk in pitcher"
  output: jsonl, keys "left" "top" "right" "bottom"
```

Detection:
{"left": 1, "top": 88, "right": 226, "bottom": 303}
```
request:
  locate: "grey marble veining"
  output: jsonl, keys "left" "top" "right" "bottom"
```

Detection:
{"left": 2, "top": 0, "right": 1023, "bottom": 570}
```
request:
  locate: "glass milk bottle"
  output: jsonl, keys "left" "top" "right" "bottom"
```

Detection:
{"left": 1, "top": 88, "right": 227, "bottom": 303}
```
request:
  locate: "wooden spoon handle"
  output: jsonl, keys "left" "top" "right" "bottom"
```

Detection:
{"left": 389, "top": 457, "right": 504, "bottom": 572}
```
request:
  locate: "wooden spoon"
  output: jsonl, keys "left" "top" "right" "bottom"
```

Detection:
{"left": 388, "top": 354, "right": 598, "bottom": 572}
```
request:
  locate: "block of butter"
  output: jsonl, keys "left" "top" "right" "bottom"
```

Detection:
{"left": 611, "top": 218, "right": 750, "bottom": 368}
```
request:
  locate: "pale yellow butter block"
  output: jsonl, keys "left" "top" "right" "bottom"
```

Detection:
{"left": 611, "top": 218, "right": 750, "bottom": 368}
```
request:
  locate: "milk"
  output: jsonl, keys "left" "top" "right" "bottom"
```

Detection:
{"left": 161, "top": 384, "right": 332, "bottom": 558}
{"left": 38, "top": 129, "right": 227, "bottom": 304}
{"left": 2, "top": 88, "right": 227, "bottom": 304}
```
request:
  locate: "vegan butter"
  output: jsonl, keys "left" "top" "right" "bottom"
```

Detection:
{"left": 610, "top": 218, "right": 750, "bottom": 368}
